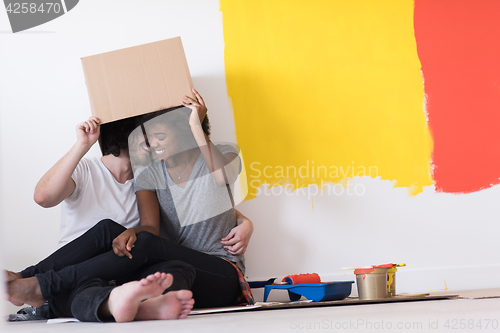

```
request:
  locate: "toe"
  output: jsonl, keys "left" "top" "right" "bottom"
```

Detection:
{"left": 176, "top": 290, "right": 193, "bottom": 300}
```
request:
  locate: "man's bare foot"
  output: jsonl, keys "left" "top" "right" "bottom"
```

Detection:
{"left": 7, "top": 276, "right": 45, "bottom": 307}
{"left": 106, "top": 272, "right": 173, "bottom": 323}
{"left": 5, "top": 270, "right": 22, "bottom": 283}
{"left": 135, "top": 289, "right": 194, "bottom": 320}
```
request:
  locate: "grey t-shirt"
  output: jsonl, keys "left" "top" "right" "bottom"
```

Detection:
{"left": 134, "top": 144, "right": 245, "bottom": 273}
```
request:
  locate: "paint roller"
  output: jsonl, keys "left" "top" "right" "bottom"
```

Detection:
{"left": 282, "top": 273, "right": 322, "bottom": 285}
{"left": 271, "top": 273, "right": 322, "bottom": 302}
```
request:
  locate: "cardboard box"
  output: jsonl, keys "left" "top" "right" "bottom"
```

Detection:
{"left": 81, "top": 37, "right": 194, "bottom": 124}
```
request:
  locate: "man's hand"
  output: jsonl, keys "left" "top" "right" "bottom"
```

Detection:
{"left": 112, "top": 229, "right": 137, "bottom": 259}
{"left": 76, "top": 117, "right": 100, "bottom": 148}
{"left": 33, "top": 117, "right": 101, "bottom": 208}
{"left": 221, "top": 213, "right": 254, "bottom": 255}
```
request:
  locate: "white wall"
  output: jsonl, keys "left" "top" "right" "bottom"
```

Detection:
{"left": 1, "top": 0, "right": 499, "bottom": 315}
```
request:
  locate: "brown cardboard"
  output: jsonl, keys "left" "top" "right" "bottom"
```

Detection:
{"left": 188, "top": 294, "right": 460, "bottom": 315}
{"left": 81, "top": 37, "right": 194, "bottom": 124}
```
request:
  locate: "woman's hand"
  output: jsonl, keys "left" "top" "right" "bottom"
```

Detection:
{"left": 76, "top": 116, "right": 100, "bottom": 148}
{"left": 112, "top": 229, "right": 137, "bottom": 259}
{"left": 181, "top": 88, "right": 207, "bottom": 127}
{"left": 221, "top": 213, "right": 254, "bottom": 255}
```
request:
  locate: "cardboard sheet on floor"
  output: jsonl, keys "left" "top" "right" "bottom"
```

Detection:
{"left": 47, "top": 318, "right": 80, "bottom": 324}
{"left": 189, "top": 304, "right": 261, "bottom": 315}
{"left": 187, "top": 294, "right": 459, "bottom": 316}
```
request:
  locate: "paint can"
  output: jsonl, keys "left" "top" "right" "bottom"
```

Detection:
{"left": 354, "top": 267, "right": 388, "bottom": 300}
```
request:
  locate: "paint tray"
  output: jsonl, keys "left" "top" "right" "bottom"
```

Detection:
{"left": 248, "top": 278, "right": 276, "bottom": 288}
{"left": 263, "top": 281, "right": 354, "bottom": 302}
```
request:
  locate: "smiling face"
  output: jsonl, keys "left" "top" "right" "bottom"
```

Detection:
{"left": 143, "top": 122, "right": 181, "bottom": 161}
{"left": 138, "top": 108, "right": 198, "bottom": 163}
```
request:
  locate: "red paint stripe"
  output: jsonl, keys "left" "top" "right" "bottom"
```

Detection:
{"left": 414, "top": 0, "right": 500, "bottom": 193}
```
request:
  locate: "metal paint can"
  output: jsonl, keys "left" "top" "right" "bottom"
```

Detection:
{"left": 354, "top": 267, "right": 388, "bottom": 300}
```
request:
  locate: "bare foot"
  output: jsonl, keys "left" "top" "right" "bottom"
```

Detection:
{"left": 5, "top": 270, "right": 22, "bottom": 283}
{"left": 135, "top": 289, "right": 194, "bottom": 320}
{"left": 7, "top": 276, "right": 45, "bottom": 307}
{"left": 107, "top": 272, "right": 173, "bottom": 323}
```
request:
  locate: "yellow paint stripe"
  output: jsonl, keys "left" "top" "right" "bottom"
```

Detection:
{"left": 221, "top": 0, "right": 433, "bottom": 199}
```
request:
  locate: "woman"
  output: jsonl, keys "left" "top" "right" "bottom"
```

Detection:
{"left": 114, "top": 89, "right": 252, "bottom": 308}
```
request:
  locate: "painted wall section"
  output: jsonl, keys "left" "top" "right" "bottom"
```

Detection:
{"left": 414, "top": 0, "right": 500, "bottom": 194}
{"left": 220, "top": 0, "right": 433, "bottom": 199}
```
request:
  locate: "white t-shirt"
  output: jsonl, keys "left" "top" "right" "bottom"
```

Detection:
{"left": 58, "top": 156, "right": 140, "bottom": 247}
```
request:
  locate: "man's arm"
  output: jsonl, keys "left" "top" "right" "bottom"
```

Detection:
{"left": 220, "top": 209, "right": 254, "bottom": 255}
{"left": 34, "top": 117, "right": 100, "bottom": 208}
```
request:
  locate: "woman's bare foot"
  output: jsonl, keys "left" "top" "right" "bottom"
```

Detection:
{"left": 7, "top": 276, "right": 45, "bottom": 307}
{"left": 106, "top": 272, "right": 173, "bottom": 323}
{"left": 135, "top": 289, "right": 194, "bottom": 320}
{"left": 5, "top": 270, "right": 22, "bottom": 283}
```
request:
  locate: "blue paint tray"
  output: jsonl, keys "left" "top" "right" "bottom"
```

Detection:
{"left": 248, "top": 278, "right": 276, "bottom": 288}
{"left": 263, "top": 281, "right": 354, "bottom": 302}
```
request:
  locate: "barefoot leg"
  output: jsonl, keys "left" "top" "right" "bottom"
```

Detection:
{"left": 7, "top": 276, "right": 45, "bottom": 307}
{"left": 135, "top": 289, "right": 194, "bottom": 321}
{"left": 105, "top": 272, "right": 173, "bottom": 323}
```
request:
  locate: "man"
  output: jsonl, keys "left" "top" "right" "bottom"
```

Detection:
{"left": 35, "top": 117, "right": 140, "bottom": 247}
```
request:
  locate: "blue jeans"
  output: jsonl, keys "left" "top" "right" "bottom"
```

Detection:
{"left": 21, "top": 219, "right": 240, "bottom": 321}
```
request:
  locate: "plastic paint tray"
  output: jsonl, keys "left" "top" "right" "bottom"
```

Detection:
{"left": 248, "top": 278, "right": 277, "bottom": 288}
{"left": 263, "top": 281, "right": 354, "bottom": 302}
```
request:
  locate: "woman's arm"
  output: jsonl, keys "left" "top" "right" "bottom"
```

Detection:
{"left": 112, "top": 190, "right": 161, "bottom": 259}
{"left": 34, "top": 117, "right": 100, "bottom": 207}
{"left": 182, "top": 89, "right": 240, "bottom": 187}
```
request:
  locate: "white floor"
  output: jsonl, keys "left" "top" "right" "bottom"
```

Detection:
{"left": 4, "top": 297, "right": 500, "bottom": 333}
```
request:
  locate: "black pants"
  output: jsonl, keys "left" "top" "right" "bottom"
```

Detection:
{"left": 21, "top": 219, "right": 241, "bottom": 320}
{"left": 58, "top": 260, "right": 195, "bottom": 322}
